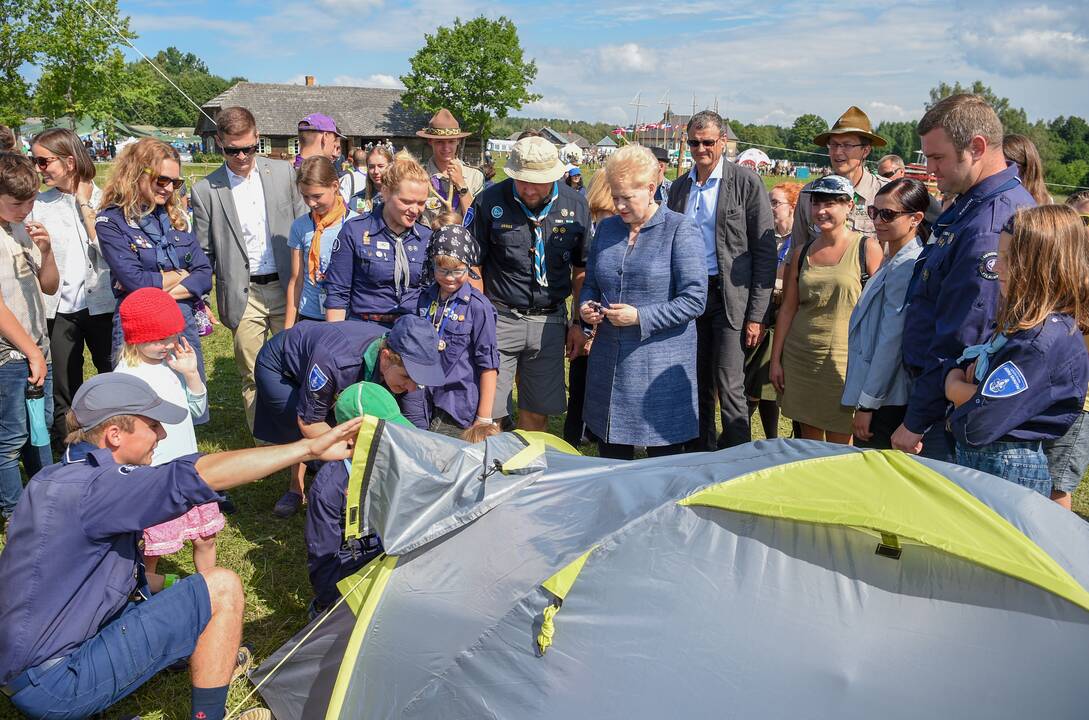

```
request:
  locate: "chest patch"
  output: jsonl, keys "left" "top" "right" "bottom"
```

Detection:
{"left": 491, "top": 206, "right": 504, "bottom": 219}
{"left": 981, "top": 361, "right": 1028, "bottom": 399}
{"left": 308, "top": 364, "right": 330, "bottom": 392}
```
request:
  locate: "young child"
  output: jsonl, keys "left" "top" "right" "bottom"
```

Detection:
{"left": 945, "top": 205, "right": 1089, "bottom": 496}
{"left": 403, "top": 225, "right": 499, "bottom": 436}
{"left": 0, "top": 154, "right": 58, "bottom": 525}
{"left": 286, "top": 156, "right": 356, "bottom": 327}
{"left": 114, "top": 287, "right": 223, "bottom": 574}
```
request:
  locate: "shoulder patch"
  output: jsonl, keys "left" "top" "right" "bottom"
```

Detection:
{"left": 95, "top": 215, "right": 110, "bottom": 225}
{"left": 491, "top": 205, "right": 504, "bottom": 219}
{"left": 978, "top": 251, "right": 999, "bottom": 280}
{"left": 308, "top": 364, "right": 330, "bottom": 392}
{"left": 463, "top": 206, "right": 475, "bottom": 226}
{"left": 981, "top": 361, "right": 1028, "bottom": 399}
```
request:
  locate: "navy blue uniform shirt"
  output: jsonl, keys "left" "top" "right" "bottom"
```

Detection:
{"left": 323, "top": 207, "right": 431, "bottom": 317}
{"left": 95, "top": 205, "right": 212, "bottom": 307}
{"left": 469, "top": 179, "right": 589, "bottom": 309}
{"left": 0, "top": 443, "right": 219, "bottom": 685}
{"left": 948, "top": 315, "right": 1088, "bottom": 446}
{"left": 901, "top": 164, "right": 1034, "bottom": 434}
{"left": 276, "top": 320, "right": 386, "bottom": 424}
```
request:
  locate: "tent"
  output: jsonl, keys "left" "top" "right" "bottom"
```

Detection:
{"left": 737, "top": 147, "right": 772, "bottom": 170}
{"left": 253, "top": 424, "right": 1089, "bottom": 719}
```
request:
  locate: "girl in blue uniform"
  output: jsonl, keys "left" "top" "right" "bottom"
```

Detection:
{"left": 945, "top": 205, "right": 1089, "bottom": 496}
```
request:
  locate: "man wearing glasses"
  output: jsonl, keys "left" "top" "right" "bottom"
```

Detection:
{"left": 877, "top": 154, "right": 906, "bottom": 180}
{"left": 667, "top": 111, "right": 776, "bottom": 451}
{"left": 191, "top": 106, "right": 306, "bottom": 445}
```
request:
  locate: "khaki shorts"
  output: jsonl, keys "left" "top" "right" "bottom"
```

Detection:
{"left": 493, "top": 306, "right": 568, "bottom": 419}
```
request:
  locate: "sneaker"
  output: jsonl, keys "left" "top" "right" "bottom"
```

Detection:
{"left": 272, "top": 492, "right": 303, "bottom": 519}
{"left": 237, "top": 709, "right": 272, "bottom": 720}
{"left": 232, "top": 643, "right": 255, "bottom": 683}
{"left": 217, "top": 491, "right": 237, "bottom": 515}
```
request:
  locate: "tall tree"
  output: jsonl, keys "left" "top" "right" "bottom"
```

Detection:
{"left": 121, "top": 47, "right": 242, "bottom": 127}
{"left": 401, "top": 16, "right": 540, "bottom": 151}
{"left": 0, "top": 0, "right": 36, "bottom": 128}
{"left": 926, "top": 80, "right": 1030, "bottom": 135}
{"left": 787, "top": 113, "right": 828, "bottom": 151}
{"left": 874, "top": 121, "right": 920, "bottom": 164}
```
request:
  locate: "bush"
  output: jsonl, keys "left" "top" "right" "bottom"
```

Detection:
{"left": 191, "top": 151, "right": 221, "bottom": 163}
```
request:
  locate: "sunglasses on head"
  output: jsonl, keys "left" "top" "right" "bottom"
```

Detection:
{"left": 30, "top": 155, "right": 58, "bottom": 170}
{"left": 686, "top": 138, "right": 719, "bottom": 148}
{"left": 144, "top": 168, "right": 182, "bottom": 190}
{"left": 866, "top": 206, "right": 911, "bottom": 223}
{"left": 221, "top": 144, "right": 259, "bottom": 157}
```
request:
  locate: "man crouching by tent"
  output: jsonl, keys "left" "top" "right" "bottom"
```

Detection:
{"left": 0, "top": 372, "right": 361, "bottom": 720}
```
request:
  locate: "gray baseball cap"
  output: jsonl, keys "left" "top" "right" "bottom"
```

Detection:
{"left": 71, "top": 372, "right": 188, "bottom": 431}
{"left": 802, "top": 174, "right": 856, "bottom": 197}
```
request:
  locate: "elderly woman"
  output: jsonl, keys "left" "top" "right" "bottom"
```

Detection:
{"left": 842, "top": 179, "right": 929, "bottom": 448}
{"left": 96, "top": 138, "right": 213, "bottom": 422}
{"left": 30, "top": 128, "right": 115, "bottom": 443}
{"left": 770, "top": 175, "right": 882, "bottom": 443}
{"left": 579, "top": 145, "right": 706, "bottom": 459}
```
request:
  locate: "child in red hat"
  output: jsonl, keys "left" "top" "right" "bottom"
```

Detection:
{"left": 114, "top": 287, "right": 223, "bottom": 576}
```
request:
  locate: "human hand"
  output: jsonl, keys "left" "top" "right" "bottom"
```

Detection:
{"left": 965, "top": 360, "right": 977, "bottom": 382}
{"left": 24, "top": 221, "right": 51, "bottom": 254}
{"left": 304, "top": 417, "right": 364, "bottom": 462}
{"left": 770, "top": 359, "right": 785, "bottom": 395}
{"left": 602, "top": 303, "right": 638, "bottom": 327}
{"left": 76, "top": 180, "right": 94, "bottom": 206}
{"left": 166, "top": 336, "right": 199, "bottom": 377}
{"left": 446, "top": 160, "right": 465, "bottom": 188}
{"left": 744, "top": 321, "right": 765, "bottom": 349}
{"left": 852, "top": 410, "right": 873, "bottom": 442}
{"left": 27, "top": 350, "right": 47, "bottom": 387}
{"left": 579, "top": 301, "right": 603, "bottom": 325}
{"left": 566, "top": 324, "right": 585, "bottom": 359}
{"left": 891, "top": 424, "right": 924, "bottom": 454}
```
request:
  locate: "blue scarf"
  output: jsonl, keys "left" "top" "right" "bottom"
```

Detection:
{"left": 957, "top": 332, "right": 1009, "bottom": 382}
{"left": 512, "top": 182, "right": 559, "bottom": 288}
{"left": 137, "top": 208, "right": 182, "bottom": 271}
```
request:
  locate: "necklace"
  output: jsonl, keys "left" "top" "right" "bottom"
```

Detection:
{"left": 430, "top": 295, "right": 453, "bottom": 351}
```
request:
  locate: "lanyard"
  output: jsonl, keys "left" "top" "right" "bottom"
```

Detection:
{"left": 427, "top": 294, "right": 463, "bottom": 351}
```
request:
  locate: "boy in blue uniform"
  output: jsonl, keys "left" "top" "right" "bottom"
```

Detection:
{"left": 892, "top": 94, "right": 1035, "bottom": 460}
{"left": 0, "top": 373, "right": 360, "bottom": 720}
{"left": 402, "top": 225, "right": 500, "bottom": 436}
{"left": 304, "top": 382, "right": 413, "bottom": 617}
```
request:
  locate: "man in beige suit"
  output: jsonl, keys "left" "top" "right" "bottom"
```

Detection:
{"left": 191, "top": 107, "right": 305, "bottom": 435}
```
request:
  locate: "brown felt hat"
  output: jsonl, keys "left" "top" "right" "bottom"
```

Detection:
{"left": 417, "top": 108, "right": 471, "bottom": 140}
{"left": 813, "top": 106, "right": 887, "bottom": 147}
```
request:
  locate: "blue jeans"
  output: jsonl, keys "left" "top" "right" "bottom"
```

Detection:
{"left": 0, "top": 361, "right": 54, "bottom": 519}
{"left": 955, "top": 440, "right": 1052, "bottom": 497}
{"left": 919, "top": 423, "right": 955, "bottom": 464}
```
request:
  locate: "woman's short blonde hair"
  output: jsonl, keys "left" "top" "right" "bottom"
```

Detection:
{"left": 604, "top": 145, "right": 659, "bottom": 189}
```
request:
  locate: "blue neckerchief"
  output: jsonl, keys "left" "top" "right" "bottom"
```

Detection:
{"left": 512, "top": 182, "right": 559, "bottom": 288}
{"left": 957, "top": 332, "right": 1009, "bottom": 382}
{"left": 137, "top": 208, "right": 182, "bottom": 270}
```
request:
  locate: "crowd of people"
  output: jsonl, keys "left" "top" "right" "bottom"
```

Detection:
{"left": 1, "top": 92, "right": 1088, "bottom": 720}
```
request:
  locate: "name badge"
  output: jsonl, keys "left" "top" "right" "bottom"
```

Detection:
{"left": 376, "top": 240, "right": 391, "bottom": 250}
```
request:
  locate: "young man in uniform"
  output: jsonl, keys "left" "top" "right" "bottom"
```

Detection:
{"left": 295, "top": 113, "right": 354, "bottom": 202}
{"left": 0, "top": 373, "right": 360, "bottom": 720}
{"left": 418, "top": 109, "right": 484, "bottom": 228}
{"left": 891, "top": 93, "right": 1036, "bottom": 460}
{"left": 468, "top": 136, "right": 590, "bottom": 432}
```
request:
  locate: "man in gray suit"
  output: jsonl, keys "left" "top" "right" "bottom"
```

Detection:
{"left": 667, "top": 111, "right": 776, "bottom": 450}
{"left": 191, "top": 107, "right": 305, "bottom": 435}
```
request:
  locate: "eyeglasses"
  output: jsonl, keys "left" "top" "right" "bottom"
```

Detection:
{"left": 221, "top": 144, "right": 259, "bottom": 157}
{"left": 770, "top": 200, "right": 791, "bottom": 209}
{"left": 686, "top": 138, "right": 720, "bottom": 148}
{"left": 30, "top": 155, "right": 58, "bottom": 170}
{"left": 826, "top": 142, "right": 866, "bottom": 152}
{"left": 866, "top": 206, "right": 911, "bottom": 223}
{"left": 144, "top": 168, "right": 183, "bottom": 189}
{"left": 435, "top": 267, "right": 468, "bottom": 278}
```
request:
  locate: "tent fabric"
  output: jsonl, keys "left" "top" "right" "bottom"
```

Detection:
{"left": 253, "top": 433, "right": 1089, "bottom": 719}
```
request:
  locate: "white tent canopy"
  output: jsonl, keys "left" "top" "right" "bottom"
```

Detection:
{"left": 737, "top": 147, "right": 772, "bottom": 168}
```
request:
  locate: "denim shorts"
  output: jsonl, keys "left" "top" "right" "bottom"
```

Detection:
{"left": 9, "top": 574, "right": 211, "bottom": 719}
{"left": 955, "top": 440, "right": 1052, "bottom": 497}
{"left": 1044, "top": 411, "right": 1089, "bottom": 495}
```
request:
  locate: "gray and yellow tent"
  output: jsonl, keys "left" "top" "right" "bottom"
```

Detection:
{"left": 253, "top": 420, "right": 1089, "bottom": 719}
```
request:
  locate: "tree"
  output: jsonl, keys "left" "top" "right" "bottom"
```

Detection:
{"left": 787, "top": 113, "right": 828, "bottom": 151}
{"left": 120, "top": 47, "right": 242, "bottom": 127}
{"left": 0, "top": 0, "right": 36, "bottom": 128}
{"left": 926, "top": 81, "right": 1029, "bottom": 135}
{"left": 874, "top": 121, "right": 920, "bottom": 164}
{"left": 401, "top": 16, "right": 540, "bottom": 153}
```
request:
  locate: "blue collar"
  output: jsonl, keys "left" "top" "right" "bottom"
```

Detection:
{"left": 63, "top": 441, "right": 98, "bottom": 464}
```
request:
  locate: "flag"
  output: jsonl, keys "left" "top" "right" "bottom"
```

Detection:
{"left": 612, "top": 127, "right": 626, "bottom": 135}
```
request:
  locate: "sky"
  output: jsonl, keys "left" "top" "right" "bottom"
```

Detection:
{"left": 119, "top": 0, "right": 1089, "bottom": 130}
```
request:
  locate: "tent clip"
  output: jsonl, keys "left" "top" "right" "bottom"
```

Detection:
{"left": 876, "top": 533, "right": 902, "bottom": 560}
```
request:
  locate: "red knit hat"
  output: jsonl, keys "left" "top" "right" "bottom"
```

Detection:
{"left": 119, "top": 287, "right": 185, "bottom": 344}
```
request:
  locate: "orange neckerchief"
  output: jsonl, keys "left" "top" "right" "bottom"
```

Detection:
{"left": 308, "top": 198, "right": 347, "bottom": 283}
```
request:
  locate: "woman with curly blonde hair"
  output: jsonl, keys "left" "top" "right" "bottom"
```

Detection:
{"left": 96, "top": 138, "right": 214, "bottom": 420}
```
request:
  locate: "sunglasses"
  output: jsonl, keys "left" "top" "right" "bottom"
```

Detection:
{"left": 221, "top": 144, "right": 259, "bottom": 157}
{"left": 686, "top": 139, "right": 719, "bottom": 148}
{"left": 31, "top": 155, "right": 60, "bottom": 170}
{"left": 866, "top": 206, "right": 911, "bottom": 223}
{"left": 144, "top": 168, "right": 183, "bottom": 190}
{"left": 878, "top": 170, "right": 900, "bottom": 179}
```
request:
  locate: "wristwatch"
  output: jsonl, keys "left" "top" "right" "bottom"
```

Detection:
{"left": 455, "top": 185, "right": 468, "bottom": 195}
{"left": 856, "top": 404, "right": 877, "bottom": 413}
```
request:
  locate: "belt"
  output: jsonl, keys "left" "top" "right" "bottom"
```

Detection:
{"left": 357, "top": 312, "right": 399, "bottom": 323}
{"left": 2, "top": 656, "right": 67, "bottom": 698}
{"left": 494, "top": 301, "right": 560, "bottom": 316}
{"left": 250, "top": 272, "right": 279, "bottom": 285}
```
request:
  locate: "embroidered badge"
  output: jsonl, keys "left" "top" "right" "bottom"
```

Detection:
{"left": 981, "top": 361, "right": 1028, "bottom": 399}
{"left": 118, "top": 464, "right": 137, "bottom": 474}
{"left": 308, "top": 364, "right": 330, "bottom": 392}
{"left": 362, "top": 231, "right": 371, "bottom": 246}
{"left": 491, "top": 206, "right": 504, "bottom": 219}
{"left": 978, "top": 251, "right": 999, "bottom": 280}
{"left": 463, "top": 207, "right": 475, "bottom": 226}
{"left": 95, "top": 216, "right": 110, "bottom": 225}
{"left": 425, "top": 196, "right": 441, "bottom": 211}
{"left": 331, "top": 237, "right": 340, "bottom": 252}
{"left": 376, "top": 240, "right": 391, "bottom": 250}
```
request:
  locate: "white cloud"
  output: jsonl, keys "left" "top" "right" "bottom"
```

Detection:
{"left": 524, "top": 98, "right": 574, "bottom": 117}
{"left": 331, "top": 74, "right": 403, "bottom": 88}
{"left": 596, "top": 43, "right": 657, "bottom": 73}
{"left": 866, "top": 101, "right": 924, "bottom": 122}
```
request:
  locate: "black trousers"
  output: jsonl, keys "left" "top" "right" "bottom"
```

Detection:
{"left": 47, "top": 309, "right": 113, "bottom": 442}
{"left": 597, "top": 440, "right": 687, "bottom": 461}
{"left": 564, "top": 355, "right": 589, "bottom": 447}
{"left": 853, "top": 405, "right": 907, "bottom": 450}
{"left": 690, "top": 280, "right": 750, "bottom": 451}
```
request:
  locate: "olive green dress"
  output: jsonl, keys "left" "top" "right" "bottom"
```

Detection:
{"left": 781, "top": 233, "right": 863, "bottom": 434}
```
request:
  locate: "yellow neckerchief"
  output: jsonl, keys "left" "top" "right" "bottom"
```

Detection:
{"left": 308, "top": 197, "right": 347, "bottom": 283}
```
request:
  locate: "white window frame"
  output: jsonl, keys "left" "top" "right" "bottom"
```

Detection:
{"left": 287, "top": 138, "right": 299, "bottom": 156}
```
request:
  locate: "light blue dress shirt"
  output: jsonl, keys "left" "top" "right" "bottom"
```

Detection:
{"left": 684, "top": 159, "right": 723, "bottom": 276}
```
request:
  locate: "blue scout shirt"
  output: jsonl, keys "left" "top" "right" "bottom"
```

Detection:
{"left": 947, "top": 314, "right": 1089, "bottom": 447}
{"left": 288, "top": 209, "right": 357, "bottom": 320}
{"left": 0, "top": 443, "right": 220, "bottom": 685}
{"left": 406, "top": 281, "right": 500, "bottom": 428}
{"left": 95, "top": 205, "right": 213, "bottom": 307}
{"left": 900, "top": 164, "right": 1034, "bottom": 434}
{"left": 276, "top": 321, "right": 386, "bottom": 425}
{"left": 323, "top": 207, "right": 430, "bottom": 317}
{"left": 305, "top": 459, "right": 382, "bottom": 610}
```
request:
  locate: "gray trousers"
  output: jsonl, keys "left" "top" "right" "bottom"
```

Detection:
{"left": 691, "top": 282, "right": 750, "bottom": 451}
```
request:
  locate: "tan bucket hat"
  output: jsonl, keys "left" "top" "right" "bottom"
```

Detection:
{"left": 504, "top": 137, "right": 566, "bottom": 183}
{"left": 813, "top": 106, "right": 887, "bottom": 147}
{"left": 417, "top": 108, "right": 471, "bottom": 140}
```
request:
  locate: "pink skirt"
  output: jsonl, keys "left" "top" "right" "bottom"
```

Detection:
{"left": 143, "top": 502, "right": 226, "bottom": 556}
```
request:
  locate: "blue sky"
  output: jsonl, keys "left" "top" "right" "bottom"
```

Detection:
{"left": 119, "top": 0, "right": 1089, "bottom": 129}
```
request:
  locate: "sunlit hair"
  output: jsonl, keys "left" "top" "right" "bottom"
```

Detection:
{"left": 585, "top": 169, "right": 616, "bottom": 225}
{"left": 461, "top": 422, "right": 501, "bottom": 443}
{"left": 215, "top": 106, "right": 257, "bottom": 138}
{"left": 430, "top": 209, "right": 462, "bottom": 230}
{"left": 997, "top": 205, "right": 1089, "bottom": 335}
{"left": 100, "top": 138, "right": 188, "bottom": 230}
{"left": 296, "top": 155, "right": 339, "bottom": 188}
{"left": 605, "top": 145, "right": 658, "bottom": 189}
{"left": 770, "top": 181, "right": 803, "bottom": 209}
{"left": 64, "top": 411, "right": 137, "bottom": 447}
{"left": 1003, "top": 134, "right": 1050, "bottom": 206}
{"left": 382, "top": 150, "right": 429, "bottom": 196}
{"left": 364, "top": 145, "right": 395, "bottom": 201}
{"left": 0, "top": 153, "right": 38, "bottom": 200}
{"left": 1066, "top": 189, "right": 1089, "bottom": 209}
{"left": 32, "top": 128, "right": 96, "bottom": 183}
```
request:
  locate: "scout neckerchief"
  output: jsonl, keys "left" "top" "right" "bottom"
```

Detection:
{"left": 378, "top": 215, "right": 414, "bottom": 298}
{"left": 136, "top": 207, "right": 182, "bottom": 270}
{"left": 513, "top": 182, "right": 559, "bottom": 288}
{"left": 361, "top": 335, "right": 384, "bottom": 381}
{"left": 308, "top": 197, "right": 346, "bottom": 283}
{"left": 957, "top": 332, "right": 1009, "bottom": 382}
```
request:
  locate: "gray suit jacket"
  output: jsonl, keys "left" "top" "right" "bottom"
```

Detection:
{"left": 667, "top": 161, "right": 776, "bottom": 329}
{"left": 191, "top": 156, "right": 304, "bottom": 329}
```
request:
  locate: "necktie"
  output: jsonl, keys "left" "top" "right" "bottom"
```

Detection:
{"left": 513, "top": 182, "right": 558, "bottom": 288}
{"left": 957, "top": 332, "right": 1009, "bottom": 382}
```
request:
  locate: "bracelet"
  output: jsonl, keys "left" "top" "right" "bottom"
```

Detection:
{"left": 163, "top": 573, "right": 179, "bottom": 589}
{"left": 475, "top": 416, "right": 494, "bottom": 424}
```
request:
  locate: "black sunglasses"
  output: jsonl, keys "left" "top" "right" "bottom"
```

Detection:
{"left": 878, "top": 170, "right": 900, "bottom": 179}
{"left": 144, "top": 168, "right": 182, "bottom": 189}
{"left": 686, "top": 138, "right": 719, "bottom": 148}
{"left": 866, "top": 206, "right": 911, "bottom": 223}
{"left": 30, "top": 155, "right": 58, "bottom": 170}
{"left": 221, "top": 144, "right": 259, "bottom": 157}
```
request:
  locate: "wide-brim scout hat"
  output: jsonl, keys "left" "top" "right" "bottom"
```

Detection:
{"left": 813, "top": 106, "right": 887, "bottom": 147}
{"left": 504, "top": 137, "right": 566, "bottom": 184}
{"left": 417, "top": 108, "right": 471, "bottom": 140}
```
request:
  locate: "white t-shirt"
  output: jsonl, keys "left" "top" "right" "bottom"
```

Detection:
{"left": 114, "top": 359, "right": 207, "bottom": 466}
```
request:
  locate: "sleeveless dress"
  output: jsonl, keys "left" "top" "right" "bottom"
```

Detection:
{"left": 781, "top": 233, "right": 864, "bottom": 434}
